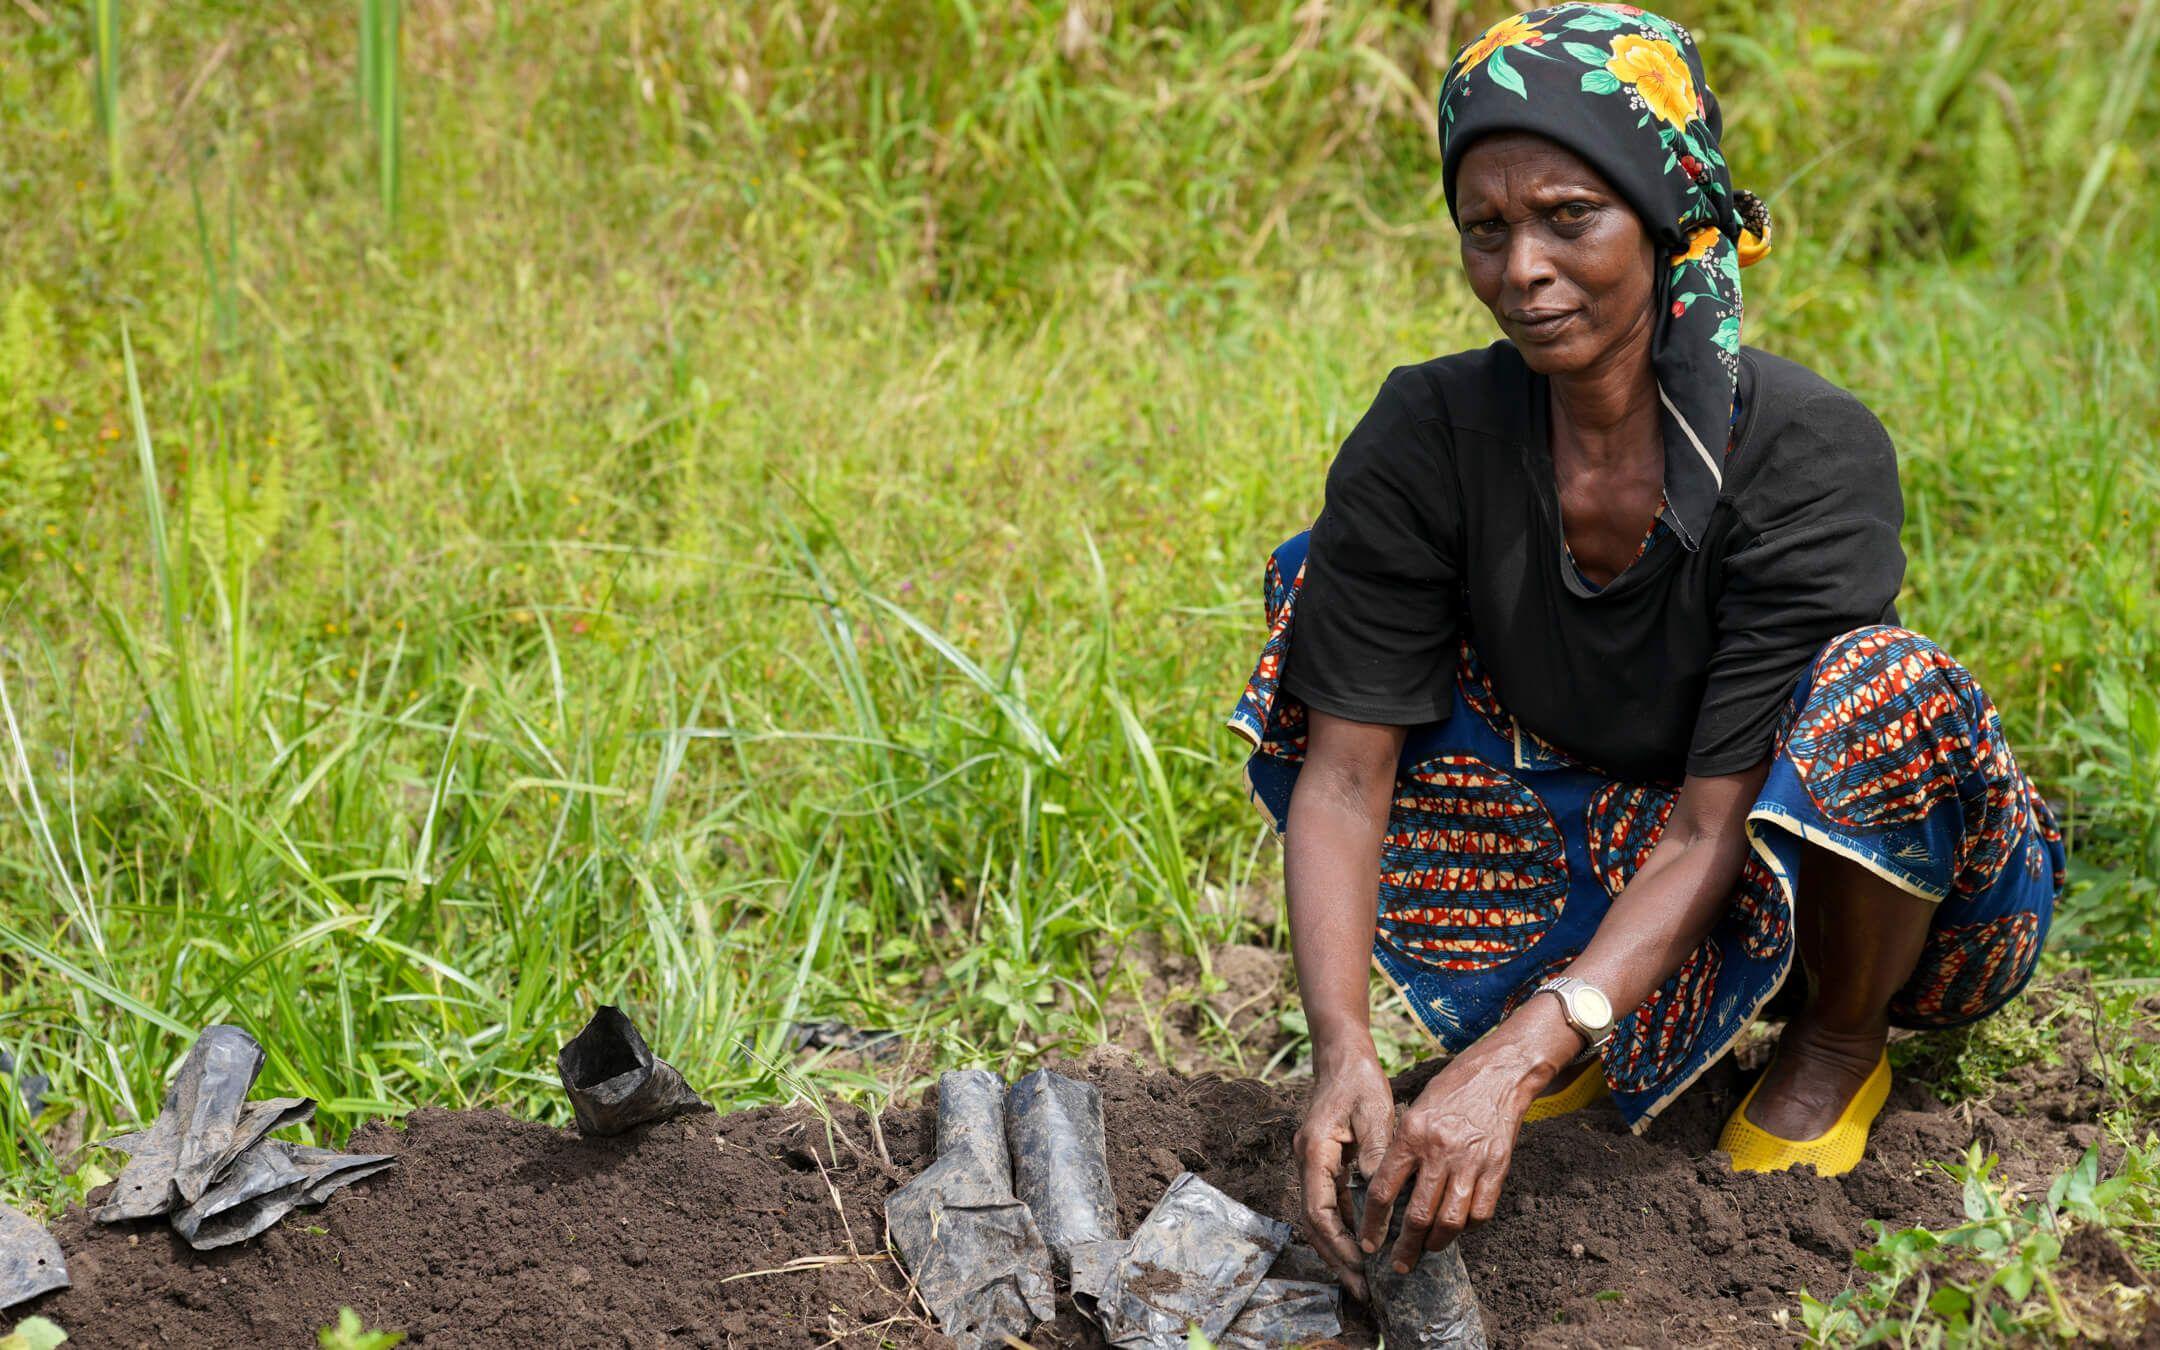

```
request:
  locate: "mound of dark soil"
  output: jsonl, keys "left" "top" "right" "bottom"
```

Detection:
{"left": 22, "top": 1037, "right": 2132, "bottom": 1348}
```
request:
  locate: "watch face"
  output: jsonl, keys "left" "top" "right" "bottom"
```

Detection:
{"left": 1573, "top": 986, "right": 1614, "bottom": 1032}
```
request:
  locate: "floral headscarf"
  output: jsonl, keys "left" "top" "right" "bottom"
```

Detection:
{"left": 1438, "top": 3, "right": 1772, "bottom": 552}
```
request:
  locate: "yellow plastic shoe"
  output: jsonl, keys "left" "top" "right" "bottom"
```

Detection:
{"left": 1719, "top": 1050, "right": 1891, "bottom": 1177}
{"left": 1523, "top": 1059, "right": 1606, "bottom": 1123}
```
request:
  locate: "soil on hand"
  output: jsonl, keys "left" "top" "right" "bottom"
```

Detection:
{"left": 25, "top": 1029, "right": 2145, "bottom": 1348}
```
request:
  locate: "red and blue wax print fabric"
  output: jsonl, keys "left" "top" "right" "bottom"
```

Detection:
{"left": 1228, "top": 531, "right": 2065, "bottom": 1129}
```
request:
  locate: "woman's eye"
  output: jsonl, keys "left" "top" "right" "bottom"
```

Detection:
{"left": 1553, "top": 202, "right": 1593, "bottom": 224}
{"left": 1467, "top": 218, "right": 1505, "bottom": 238}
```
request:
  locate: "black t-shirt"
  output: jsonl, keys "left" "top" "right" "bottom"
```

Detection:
{"left": 1278, "top": 342, "right": 1905, "bottom": 782}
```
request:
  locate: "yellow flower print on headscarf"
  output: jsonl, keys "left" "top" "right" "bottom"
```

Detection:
{"left": 1605, "top": 33, "right": 1696, "bottom": 129}
{"left": 1675, "top": 225, "right": 1721, "bottom": 265}
{"left": 1453, "top": 13, "right": 1544, "bottom": 78}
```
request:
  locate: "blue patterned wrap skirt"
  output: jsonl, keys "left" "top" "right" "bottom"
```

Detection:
{"left": 1227, "top": 531, "right": 2066, "bottom": 1129}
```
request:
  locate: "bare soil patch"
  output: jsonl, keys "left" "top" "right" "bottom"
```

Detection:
{"left": 23, "top": 1006, "right": 2146, "bottom": 1348}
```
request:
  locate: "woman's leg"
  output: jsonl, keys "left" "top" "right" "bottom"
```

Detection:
{"left": 1743, "top": 842, "right": 1935, "bottom": 1138}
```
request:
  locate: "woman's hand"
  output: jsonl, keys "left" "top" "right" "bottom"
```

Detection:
{"left": 1358, "top": 997, "right": 1578, "bottom": 1273}
{"left": 1295, "top": 1044, "right": 1395, "bottom": 1299}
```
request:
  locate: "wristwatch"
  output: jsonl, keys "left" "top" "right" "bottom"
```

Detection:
{"left": 1536, "top": 976, "right": 1616, "bottom": 1062}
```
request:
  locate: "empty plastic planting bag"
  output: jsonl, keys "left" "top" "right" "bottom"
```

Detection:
{"left": 1094, "top": 1171, "right": 1290, "bottom": 1350}
{"left": 1214, "top": 1274, "right": 1345, "bottom": 1350}
{"left": 1005, "top": 1068, "right": 1116, "bottom": 1273}
{"left": 1351, "top": 1179, "right": 1490, "bottom": 1349}
{"left": 885, "top": 1070, "right": 1056, "bottom": 1350}
{"left": 0, "top": 1203, "right": 66, "bottom": 1311}
{"left": 555, "top": 1005, "right": 712, "bottom": 1136}
{"left": 90, "top": 1025, "right": 393, "bottom": 1251}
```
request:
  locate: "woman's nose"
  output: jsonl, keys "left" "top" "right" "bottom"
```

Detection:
{"left": 1502, "top": 230, "right": 1557, "bottom": 296}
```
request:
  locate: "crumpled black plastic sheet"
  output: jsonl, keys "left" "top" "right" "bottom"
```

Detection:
{"left": 1351, "top": 1180, "right": 1489, "bottom": 1349}
{"left": 1214, "top": 1276, "right": 1344, "bottom": 1350}
{"left": 1094, "top": 1171, "right": 1289, "bottom": 1349}
{"left": 556, "top": 1005, "right": 712, "bottom": 1136}
{"left": 171, "top": 1142, "right": 396, "bottom": 1250}
{"left": 93, "top": 1025, "right": 268, "bottom": 1222}
{"left": 1068, "top": 1235, "right": 1127, "bottom": 1302}
{"left": 1005, "top": 1068, "right": 1116, "bottom": 1272}
{"left": 89, "top": 1025, "right": 396, "bottom": 1251}
{"left": 885, "top": 1070, "right": 1056, "bottom": 1350}
{"left": 0, "top": 1202, "right": 66, "bottom": 1311}
{"left": 789, "top": 1018, "right": 900, "bottom": 1060}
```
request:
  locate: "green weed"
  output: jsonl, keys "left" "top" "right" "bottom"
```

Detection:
{"left": 318, "top": 1309, "right": 404, "bottom": 1350}
{"left": 1793, "top": 1143, "right": 2160, "bottom": 1346}
{"left": 0, "top": 1317, "right": 67, "bottom": 1350}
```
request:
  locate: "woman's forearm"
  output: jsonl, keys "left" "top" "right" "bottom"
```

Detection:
{"left": 1471, "top": 767, "right": 1766, "bottom": 1074}
{"left": 1563, "top": 772, "right": 1764, "bottom": 1020}
{"left": 1285, "top": 792, "right": 1384, "bottom": 1068}
{"left": 1284, "top": 713, "right": 1407, "bottom": 1071}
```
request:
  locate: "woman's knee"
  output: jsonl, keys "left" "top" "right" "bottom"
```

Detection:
{"left": 1812, "top": 625, "right": 1955, "bottom": 691}
{"left": 1798, "top": 625, "right": 1991, "bottom": 743}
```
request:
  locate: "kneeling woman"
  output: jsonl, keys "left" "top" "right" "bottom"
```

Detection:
{"left": 1226, "top": 4, "right": 2063, "bottom": 1294}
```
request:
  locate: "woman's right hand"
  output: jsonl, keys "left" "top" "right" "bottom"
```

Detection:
{"left": 1295, "top": 1044, "right": 1394, "bottom": 1299}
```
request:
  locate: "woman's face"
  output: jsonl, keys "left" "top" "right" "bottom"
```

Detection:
{"left": 1454, "top": 132, "right": 1656, "bottom": 377}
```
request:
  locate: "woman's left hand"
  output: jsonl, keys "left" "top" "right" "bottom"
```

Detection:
{"left": 1357, "top": 999, "right": 1577, "bottom": 1273}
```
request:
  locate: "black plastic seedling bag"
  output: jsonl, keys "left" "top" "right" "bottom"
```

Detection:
{"left": 170, "top": 1141, "right": 397, "bottom": 1251}
{"left": 93, "top": 1025, "right": 266, "bottom": 1221}
{"left": 555, "top": 1005, "right": 712, "bottom": 1136}
{"left": 1351, "top": 1180, "right": 1489, "bottom": 1349}
{"left": 86, "top": 1025, "right": 392, "bottom": 1251}
{"left": 0, "top": 1203, "right": 66, "bottom": 1311}
{"left": 1068, "top": 1236, "right": 1127, "bottom": 1302}
{"left": 1095, "top": 1171, "right": 1290, "bottom": 1349}
{"left": 886, "top": 1071, "right": 1056, "bottom": 1350}
{"left": 1215, "top": 1276, "right": 1344, "bottom": 1349}
{"left": 1006, "top": 1068, "right": 1116, "bottom": 1272}
{"left": 933, "top": 1067, "right": 1010, "bottom": 1176}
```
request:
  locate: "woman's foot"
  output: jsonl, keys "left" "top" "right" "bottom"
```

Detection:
{"left": 1742, "top": 1014, "right": 1886, "bottom": 1139}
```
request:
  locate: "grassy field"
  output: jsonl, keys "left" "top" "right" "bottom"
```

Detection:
{"left": 3, "top": 0, "right": 2159, "bottom": 1336}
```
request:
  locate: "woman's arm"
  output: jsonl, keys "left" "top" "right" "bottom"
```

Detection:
{"left": 1359, "top": 762, "right": 1770, "bottom": 1273}
{"left": 1286, "top": 709, "right": 1408, "bottom": 1297}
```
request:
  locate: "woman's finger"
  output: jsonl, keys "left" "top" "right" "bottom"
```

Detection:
{"left": 1355, "top": 1146, "right": 1415, "bottom": 1255}
{"left": 1426, "top": 1164, "right": 1481, "bottom": 1252}
{"left": 1299, "top": 1134, "right": 1365, "bottom": 1279}
{"left": 1387, "top": 1165, "right": 1448, "bottom": 1274}
{"left": 1467, "top": 1147, "right": 1513, "bottom": 1226}
{"left": 1332, "top": 1166, "right": 1369, "bottom": 1299}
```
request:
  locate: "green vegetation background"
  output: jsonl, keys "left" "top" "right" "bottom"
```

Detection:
{"left": 2, "top": 0, "right": 2157, "bottom": 1243}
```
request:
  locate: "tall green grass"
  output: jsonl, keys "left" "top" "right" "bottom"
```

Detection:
{"left": 89, "top": 0, "right": 121, "bottom": 189}
{"left": 357, "top": 0, "right": 401, "bottom": 229}
{"left": 0, "top": 0, "right": 2154, "bottom": 1208}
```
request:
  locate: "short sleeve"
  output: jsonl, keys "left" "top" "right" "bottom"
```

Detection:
{"left": 1278, "top": 371, "right": 1463, "bottom": 725}
{"left": 1687, "top": 393, "right": 1906, "bottom": 776}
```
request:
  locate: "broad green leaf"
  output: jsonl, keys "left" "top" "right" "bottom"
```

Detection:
{"left": 0, "top": 1319, "right": 67, "bottom": 1350}
{"left": 1580, "top": 69, "right": 1622, "bottom": 95}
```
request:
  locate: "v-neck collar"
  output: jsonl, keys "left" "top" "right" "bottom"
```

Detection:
{"left": 1522, "top": 350, "right": 1761, "bottom": 601}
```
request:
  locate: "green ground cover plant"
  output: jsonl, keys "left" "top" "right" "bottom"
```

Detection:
{"left": 2, "top": 0, "right": 2157, "bottom": 1336}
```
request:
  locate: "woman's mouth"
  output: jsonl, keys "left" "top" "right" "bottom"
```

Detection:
{"left": 1508, "top": 309, "right": 1578, "bottom": 341}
